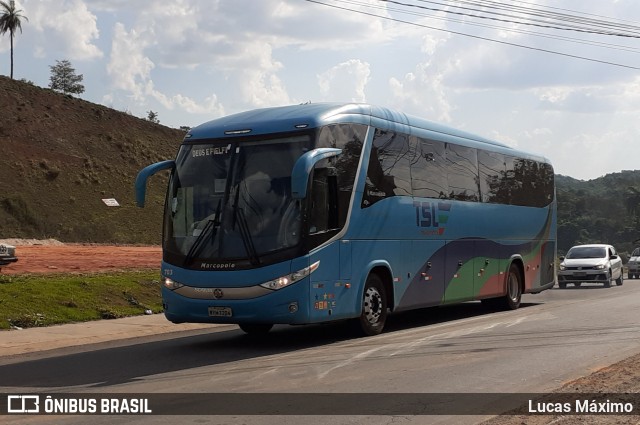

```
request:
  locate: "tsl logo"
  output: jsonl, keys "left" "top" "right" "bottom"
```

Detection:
{"left": 414, "top": 201, "right": 450, "bottom": 235}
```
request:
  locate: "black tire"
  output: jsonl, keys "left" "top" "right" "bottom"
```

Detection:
{"left": 616, "top": 271, "right": 623, "bottom": 286}
{"left": 503, "top": 263, "right": 522, "bottom": 309}
{"left": 574, "top": 282, "right": 581, "bottom": 287}
{"left": 559, "top": 282, "right": 567, "bottom": 289}
{"left": 604, "top": 271, "right": 612, "bottom": 288}
{"left": 239, "top": 323, "right": 273, "bottom": 335}
{"left": 485, "top": 263, "right": 522, "bottom": 310}
{"left": 356, "top": 273, "right": 388, "bottom": 336}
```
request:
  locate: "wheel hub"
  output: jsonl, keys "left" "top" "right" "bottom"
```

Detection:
{"left": 364, "top": 287, "right": 382, "bottom": 324}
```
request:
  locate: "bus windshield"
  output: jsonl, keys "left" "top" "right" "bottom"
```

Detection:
{"left": 163, "top": 134, "right": 310, "bottom": 268}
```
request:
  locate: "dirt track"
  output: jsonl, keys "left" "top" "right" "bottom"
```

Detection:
{"left": 0, "top": 244, "right": 162, "bottom": 274}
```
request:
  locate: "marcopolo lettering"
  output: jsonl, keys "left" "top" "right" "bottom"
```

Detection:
{"left": 200, "top": 262, "right": 236, "bottom": 269}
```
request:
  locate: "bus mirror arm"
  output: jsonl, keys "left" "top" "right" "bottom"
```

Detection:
{"left": 135, "top": 160, "right": 175, "bottom": 207}
{"left": 291, "top": 148, "right": 342, "bottom": 199}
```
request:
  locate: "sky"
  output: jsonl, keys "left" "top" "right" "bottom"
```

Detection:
{"left": 1, "top": 0, "right": 639, "bottom": 181}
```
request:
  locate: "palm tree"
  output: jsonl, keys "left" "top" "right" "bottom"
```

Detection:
{"left": 0, "top": 0, "right": 28, "bottom": 79}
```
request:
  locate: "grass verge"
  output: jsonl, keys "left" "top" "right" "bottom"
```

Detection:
{"left": 0, "top": 270, "right": 163, "bottom": 330}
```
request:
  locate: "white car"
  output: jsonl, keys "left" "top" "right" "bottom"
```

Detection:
{"left": 0, "top": 243, "right": 18, "bottom": 268}
{"left": 557, "top": 244, "right": 623, "bottom": 288}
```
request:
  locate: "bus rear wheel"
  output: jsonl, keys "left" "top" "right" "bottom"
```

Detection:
{"left": 239, "top": 323, "right": 273, "bottom": 335}
{"left": 503, "top": 264, "right": 522, "bottom": 309}
{"left": 356, "top": 273, "right": 388, "bottom": 336}
{"left": 483, "top": 263, "right": 522, "bottom": 310}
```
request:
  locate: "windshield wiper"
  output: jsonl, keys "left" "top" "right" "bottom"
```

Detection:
{"left": 183, "top": 200, "right": 222, "bottom": 267}
{"left": 231, "top": 187, "right": 260, "bottom": 267}
{"left": 234, "top": 206, "right": 260, "bottom": 267}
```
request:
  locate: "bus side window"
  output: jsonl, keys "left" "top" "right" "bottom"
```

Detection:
{"left": 447, "top": 143, "right": 479, "bottom": 202}
{"left": 361, "top": 129, "right": 411, "bottom": 208}
{"left": 411, "top": 137, "right": 448, "bottom": 199}
{"left": 478, "top": 150, "right": 507, "bottom": 204}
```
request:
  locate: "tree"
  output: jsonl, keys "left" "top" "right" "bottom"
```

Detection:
{"left": 49, "top": 59, "right": 85, "bottom": 95}
{"left": 0, "top": 0, "right": 28, "bottom": 79}
{"left": 146, "top": 110, "right": 159, "bottom": 124}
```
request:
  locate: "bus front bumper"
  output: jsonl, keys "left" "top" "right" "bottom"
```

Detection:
{"left": 161, "top": 286, "right": 310, "bottom": 325}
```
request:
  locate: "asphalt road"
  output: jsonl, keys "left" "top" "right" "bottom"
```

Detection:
{"left": 2, "top": 280, "right": 640, "bottom": 425}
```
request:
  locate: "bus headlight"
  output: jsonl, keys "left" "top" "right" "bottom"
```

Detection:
{"left": 163, "top": 277, "right": 184, "bottom": 290}
{"left": 260, "top": 261, "right": 320, "bottom": 291}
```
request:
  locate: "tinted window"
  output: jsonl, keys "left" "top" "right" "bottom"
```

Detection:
{"left": 480, "top": 152, "right": 554, "bottom": 208}
{"left": 508, "top": 158, "right": 554, "bottom": 207}
{"left": 308, "top": 124, "right": 366, "bottom": 248}
{"left": 478, "top": 150, "right": 507, "bottom": 204}
{"left": 317, "top": 124, "right": 366, "bottom": 226}
{"left": 362, "top": 129, "right": 412, "bottom": 208}
{"left": 358, "top": 128, "right": 554, "bottom": 208}
{"left": 447, "top": 144, "right": 479, "bottom": 201}
{"left": 411, "top": 137, "right": 448, "bottom": 199}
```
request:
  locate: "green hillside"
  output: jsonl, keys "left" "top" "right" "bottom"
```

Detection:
{"left": 0, "top": 76, "right": 182, "bottom": 244}
{"left": 557, "top": 171, "right": 640, "bottom": 257}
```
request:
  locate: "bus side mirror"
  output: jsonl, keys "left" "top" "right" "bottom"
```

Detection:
{"left": 135, "top": 160, "right": 175, "bottom": 207}
{"left": 308, "top": 166, "right": 340, "bottom": 233}
{"left": 291, "top": 148, "right": 342, "bottom": 199}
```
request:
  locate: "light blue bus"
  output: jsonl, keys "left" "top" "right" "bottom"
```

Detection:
{"left": 136, "top": 103, "right": 556, "bottom": 336}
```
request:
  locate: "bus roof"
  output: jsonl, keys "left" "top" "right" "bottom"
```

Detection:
{"left": 186, "top": 103, "right": 548, "bottom": 162}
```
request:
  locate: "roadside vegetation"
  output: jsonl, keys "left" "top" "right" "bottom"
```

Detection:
{"left": 557, "top": 172, "right": 640, "bottom": 257}
{"left": 0, "top": 270, "right": 163, "bottom": 330}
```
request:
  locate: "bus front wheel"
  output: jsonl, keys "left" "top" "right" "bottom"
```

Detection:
{"left": 356, "top": 273, "right": 388, "bottom": 336}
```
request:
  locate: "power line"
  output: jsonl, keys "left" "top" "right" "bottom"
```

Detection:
{"left": 337, "top": 0, "right": 640, "bottom": 54}
{"left": 304, "top": 0, "right": 640, "bottom": 70}
{"left": 449, "top": 0, "right": 640, "bottom": 32}
{"left": 392, "top": 0, "right": 640, "bottom": 38}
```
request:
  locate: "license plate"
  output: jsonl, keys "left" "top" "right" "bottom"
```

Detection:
{"left": 208, "top": 306, "right": 232, "bottom": 317}
{"left": 574, "top": 272, "right": 586, "bottom": 277}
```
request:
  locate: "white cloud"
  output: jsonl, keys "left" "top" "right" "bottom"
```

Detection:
{"left": 550, "top": 129, "right": 640, "bottom": 180}
{"left": 106, "top": 22, "right": 225, "bottom": 119}
{"left": 150, "top": 86, "right": 225, "bottom": 117}
{"left": 317, "top": 60, "right": 371, "bottom": 102}
{"left": 106, "top": 23, "right": 153, "bottom": 98}
{"left": 389, "top": 61, "right": 453, "bottom": 123}
{"left": 23, "top": 0, "right": 102, "bottom": 60}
